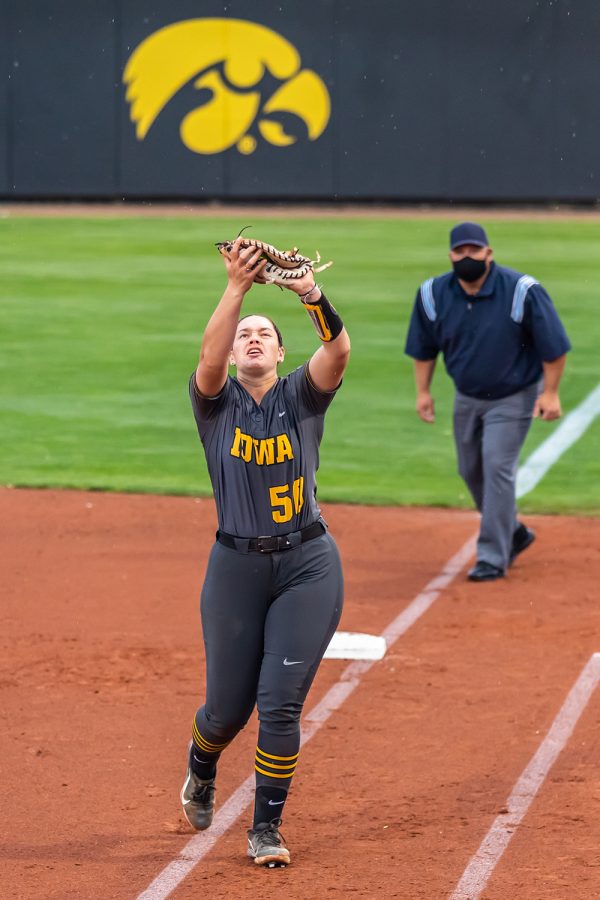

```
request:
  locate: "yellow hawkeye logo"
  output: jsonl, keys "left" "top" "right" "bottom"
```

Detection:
{"left": 123, "top": 18, "right": 331, "bottom": 155}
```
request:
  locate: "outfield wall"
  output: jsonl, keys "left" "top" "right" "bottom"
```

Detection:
{"left": 1, "top": 1, "right": 597, "bottom": 202}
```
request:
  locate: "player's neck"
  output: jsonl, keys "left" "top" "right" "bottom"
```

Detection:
{"left": 237, "top": 372, "right": 279, "bottom": 404}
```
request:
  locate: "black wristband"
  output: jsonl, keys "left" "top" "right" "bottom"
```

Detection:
{"left": 300, "top": 290, "right": 344, "bottom": 342}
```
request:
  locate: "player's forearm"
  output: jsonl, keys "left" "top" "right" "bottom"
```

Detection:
{"left": 285, "top": 272, "right": 351, "bottom": 386}
{"left": 414, "top": 358, "right": 437, "bottom": 393}
{"left": 296, "top": 284, "right": 346, "bottom": 347}
{"left": 309, "top": 328, "right": 351, "bottom": 391}
{"left": 322, "top": 325, "right": 351, "bottom": 360}
{"left": 195, "top": 285, "right": 246, "bottom": 395}
{"left": 199, "top": 284, "right": 245, "bottom": 367}
{"left": 199, "top": 241, "right": 266, "bottom": 376}
{"left": 302, "top": 279, "right": 350, "bottom": 390}
{"left": 541, "top": 354, "right": 567, "bottom": 393}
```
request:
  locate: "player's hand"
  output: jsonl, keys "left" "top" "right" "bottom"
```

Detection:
{"left": 416, "top": 390, "right": 435, "bottom": 423}
{"left": 283, "top": 272, "right": 319, "bottom": 298}
{"left": 221, "top": 237, "right": 267, "bottom": 291}
{"left": 533, "top": 391, "right": 562, "bottom": 421}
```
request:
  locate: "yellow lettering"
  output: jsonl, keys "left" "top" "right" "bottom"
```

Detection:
{"left": 276, "top": 434, "right": 294, "bottom": 463}
{"left": 293, "top": 476, "right": 304, "bottom": 513}
{"left": 230, "top": 426, "right": 242, "bottom": 458}
{"left": 240, "top": 433, "right": 253, "bottom": 462}
{"left": 231, "top": 429, "right": 293, "bottom": 465}
{"left": 270, "top": 485, "right": 293, "bottom": 523}
{"left": 253, "top": 437, "right": 275, "bottom": 466}
{"left": 269, "top": 477, "right": 304, "bottom": 522}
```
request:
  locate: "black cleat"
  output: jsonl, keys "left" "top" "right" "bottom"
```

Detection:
{"left": 180, "top": 748, "right": 216, "bottom": 831}
{"left": 247, "top": 819, "right": 290, "bottom": 867}
{"left": 510, "top": 524, "right": 536, "bottom": 565}
{"left": 468, "top": 561, "right": 505, "bottom": 582}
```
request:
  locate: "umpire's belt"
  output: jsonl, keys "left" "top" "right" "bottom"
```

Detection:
{"left": 216, "top": 520, "right": 326, "bottom": 554}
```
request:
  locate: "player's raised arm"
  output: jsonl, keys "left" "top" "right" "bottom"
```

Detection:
{"left": 195, "top": 239, "right": 267, "bottom": 396}
{"left": 283, "top": 273, "right": 351, "bottom": 392}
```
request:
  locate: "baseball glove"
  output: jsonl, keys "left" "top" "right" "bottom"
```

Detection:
{"left": 216, "top": 233, "right": 332, "bottom": 285}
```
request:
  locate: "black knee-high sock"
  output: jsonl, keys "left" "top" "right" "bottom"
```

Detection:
{"left": 253, "top": 727, "right": 300, "bottom": 828}
{"left": 190, "top": 707, "right": 230, "bottom": 780}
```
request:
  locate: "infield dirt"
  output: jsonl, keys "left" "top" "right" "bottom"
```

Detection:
{"left": 2, "top": 487, "right": 599, "bottom": 899}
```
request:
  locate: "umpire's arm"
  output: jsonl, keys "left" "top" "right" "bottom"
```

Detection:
{"left": 405, "top": 286, "right": 440, "bottom": 424}
{"left": 413, "top": 358, "right": 437, "bottom": 423}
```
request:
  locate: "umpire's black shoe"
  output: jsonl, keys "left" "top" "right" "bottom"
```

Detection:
{"left": 467, "top": 561, "right": 505, "bottom": 582}
{"left": 180, "top": 758, "right": 216, "bottom": 831}
{"left": 509, "top": 523, "right": 536, "bottom": 565}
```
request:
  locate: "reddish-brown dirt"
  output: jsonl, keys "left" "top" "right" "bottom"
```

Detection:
{"left": 2, "top": 488, "right": 599, "bottom": 900}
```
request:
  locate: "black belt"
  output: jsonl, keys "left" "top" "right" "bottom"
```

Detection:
{"left": 216, "top": 520, "right": 326, "bottom": 554}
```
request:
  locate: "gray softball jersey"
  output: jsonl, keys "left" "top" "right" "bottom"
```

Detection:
{"left": 189, "top": 364, "right": 337, "bottom": 537}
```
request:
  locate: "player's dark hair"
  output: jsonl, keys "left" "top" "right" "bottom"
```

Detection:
{"left": 238, "top": 315, "right": 284, "bottom": 347}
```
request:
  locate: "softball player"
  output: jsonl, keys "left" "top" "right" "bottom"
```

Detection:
{"left": 181, "top": 238, "right": 350, "bottom": 866}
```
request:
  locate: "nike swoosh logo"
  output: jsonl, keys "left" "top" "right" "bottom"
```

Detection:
{"left": 278, "top": 410, "right": 286, "bottom": 417}
{"left": 283, "top": 658, "right": 304, "bottom": 666}
{"left": 268, "top": 799, "right": 285, "bottom": 805}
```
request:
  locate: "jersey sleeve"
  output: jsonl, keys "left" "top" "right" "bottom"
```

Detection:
{"left": 404, "top": 288, "right": 440, "bottom": 360}
{"left": 189, "top": 373, "right": 230, "bottom": 440}
{"left": 286, "top": 363, "right": 339, "bottom": 416}
{"left": 522, "top": 284, "right": 571, "bottom": 362}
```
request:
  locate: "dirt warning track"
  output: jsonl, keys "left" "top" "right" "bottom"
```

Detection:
{"left": 2, "top": 488, "right": 599, "bottom": 899}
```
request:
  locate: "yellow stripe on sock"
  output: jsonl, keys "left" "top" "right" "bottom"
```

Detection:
{"left": 192, "top": 721, "right": 228, "bottom": 752}
{"left": 195, "top": 738, "right": 220, "bottom": 754}
{"left": 192, "top": 722, "right": 227, "bottom": 750}
{"left": 255, "top": 746, "right": 299, "bottom": 762}
{"left": 255, "top": 755, "right": 297, "bottom": 771}
{"left": 255, "top": 764, "right": 296, "bottom": 779}
{"left": 194, "top": 735, "right": 226, "bottom": 754}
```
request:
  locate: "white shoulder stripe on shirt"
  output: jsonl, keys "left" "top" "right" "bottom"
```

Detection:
{"left": 511, "top": 274, "right": 538, "bottom": 323}
{"left": 420, "top": 278, "right": 437, "bottom": 322}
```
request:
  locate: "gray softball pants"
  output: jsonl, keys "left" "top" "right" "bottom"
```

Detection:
{"left": 199, "top": 532, "right": 343, "bottom": 741}
{"left": 453, "top": 383, "right": 538, "bottom": 571}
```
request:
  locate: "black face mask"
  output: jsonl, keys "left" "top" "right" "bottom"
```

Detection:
{"left": 452, "top": 256, "right": 487, "bottom": 282}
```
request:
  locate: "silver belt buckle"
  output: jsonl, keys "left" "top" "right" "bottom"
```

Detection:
{"left": 256, "top": 535, "right": 278, "bottom": 553}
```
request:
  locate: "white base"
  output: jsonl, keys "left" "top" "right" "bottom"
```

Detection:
{"left": 323, "top": 631, "right": 387, "bottom": 661}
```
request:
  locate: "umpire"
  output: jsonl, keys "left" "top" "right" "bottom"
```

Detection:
{"left": 405, "top": 222, "right": 571, "bottom": 581}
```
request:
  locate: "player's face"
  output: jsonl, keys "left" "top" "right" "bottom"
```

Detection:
{"left": 230, "top": 316, "right": 285, "bottom": 375}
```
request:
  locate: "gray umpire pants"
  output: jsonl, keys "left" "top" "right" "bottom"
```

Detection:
{"left": 453, "top": 383, "right": 538, "bottom": 571}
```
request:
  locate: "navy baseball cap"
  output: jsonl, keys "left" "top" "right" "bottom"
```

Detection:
{"left": 450, "top": 222, "right": 489, "bottom": 249}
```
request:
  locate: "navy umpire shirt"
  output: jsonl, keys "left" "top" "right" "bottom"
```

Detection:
{"left": 404, "top": 262, "right": 571, "bottom": 400}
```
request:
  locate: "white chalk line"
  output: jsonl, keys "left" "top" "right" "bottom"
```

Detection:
{"left": 449, "top": 652, "right": 600, "bottom": 900}
{"left": 516, "top": 381, "right": 600, "bottom": 498}
{"left": 137, "top": 383, "right": 599, "bottom": 900}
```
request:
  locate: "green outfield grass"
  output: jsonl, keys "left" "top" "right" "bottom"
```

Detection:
{"left": 1, "top": 213, "right": 598, "bottom": 514}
